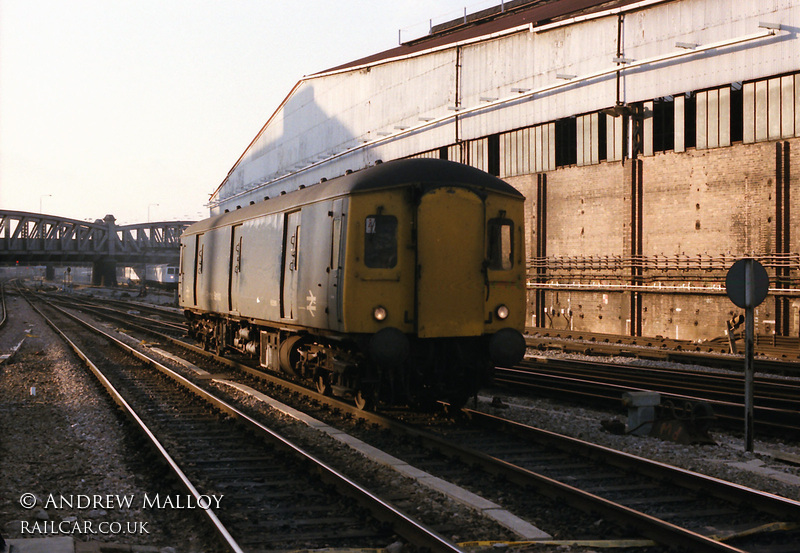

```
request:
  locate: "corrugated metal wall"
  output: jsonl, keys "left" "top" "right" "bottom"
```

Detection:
{"left": 211, "top": 0, "right": 799, "bottom": 214}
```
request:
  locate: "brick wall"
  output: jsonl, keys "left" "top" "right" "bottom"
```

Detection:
{"left": 510, "top": 136, "right": 800, "bottom": 341}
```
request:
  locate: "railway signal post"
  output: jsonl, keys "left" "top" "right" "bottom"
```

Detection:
{"left": 725, "top": 258, "right": 769, "bottom": 452}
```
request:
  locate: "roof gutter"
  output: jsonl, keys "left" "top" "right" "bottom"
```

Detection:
{"left": 306, "top": 22, "right": 535, "bottom": 81}
{"left": 533, "top": 0, "right": 674, "bottom": 33}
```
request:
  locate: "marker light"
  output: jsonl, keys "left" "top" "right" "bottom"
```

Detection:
{"left": 373, "top": 306, "right": 388, "bottom": 321}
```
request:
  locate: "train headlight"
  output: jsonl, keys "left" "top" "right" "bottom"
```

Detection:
{"left": 373, "top": 306, "right": 388, "bottom": 321}
{"left": 495, "top": 305, "right": 510, "bottom": 320}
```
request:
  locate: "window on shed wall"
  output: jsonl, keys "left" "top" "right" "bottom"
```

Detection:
{"left": 410, "top": 147, "right": 452, "bottom": 160}
{"left": 743, "top": 72, "right": 800, "bottom": 143}
{"left": 581, "top": 112, "right": 607, "bottom": 163}
{"left": 409, "top": 150, "right": 440, "bottom": 159}
{"left": 695, "top": 87, "right": 731, "bottom": 150}
{"left": 500, "top": 127, "right": 530, "bottom": 178}
{"left": 448, "top": 143, "right": 462, "bottom": 163}
{"left": 638, "top": 98, "right": 675, "bottom": 155}
{"left": 576, "top": 114, "right": 600, "bottom": 166}
{"left": 498, "top": 123, "right": 555, "bottom": 178}
{"left": 684, "top": 92, "right": 697, "bottom": 150}
{"left": 466, "top": 138, "right": 488, "bottom": 172}
{"left": 487, "top": 134, "right": 500, "bottom": 176}
{"left": 652, "top": 97, "right": 675, "bottom": 154}
{"left": 605, "top": 112, "right": 624, "bottom": 161}
{"left": 555, "top": 117, "right": 577, "bottom": 167}
{"left": 730, "top": 83, "right": 743, "bottom": 143}
{"left": 598, "top": 114, "right": 607, "bottom": 162}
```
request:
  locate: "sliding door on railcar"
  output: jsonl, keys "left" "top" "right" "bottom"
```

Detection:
{"left": 281, "top": 210, "right": 301, "bottom": 320}
{"left": 327, "top": 199, "right": 344, "bottom": 328}
{"left": 178, "top": 236, "right": 197, "bottom": 307}
{"left": 228, "top": 224, "right": 243, "bottom": 314}
{"left": 194, "top": 230, "right": 230, "bottom": 314}
{"left": 193, "top": 232, "right": 208, "bottom": 310}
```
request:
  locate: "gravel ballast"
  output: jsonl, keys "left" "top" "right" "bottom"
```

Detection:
{"left": 3, "top": 285, "right": 799, "bottom": 552}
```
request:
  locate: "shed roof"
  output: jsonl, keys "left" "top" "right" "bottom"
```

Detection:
{"left": 316, "top": 0, "right": 646, "bottom": 75}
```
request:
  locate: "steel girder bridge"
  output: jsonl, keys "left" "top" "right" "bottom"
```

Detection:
{"left": 0, "top": 211, "right": 195, "bottom": 285}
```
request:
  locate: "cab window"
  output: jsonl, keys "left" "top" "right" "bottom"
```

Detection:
{"left": 487, "top": 218, "right": 513, "bottom": 270}
{"left": 364, "top": 215, "right": 397, "bottom": 268}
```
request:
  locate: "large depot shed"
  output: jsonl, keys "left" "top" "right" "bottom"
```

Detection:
{"left": 209, "top": 0, "right": 800, "bottom": 341}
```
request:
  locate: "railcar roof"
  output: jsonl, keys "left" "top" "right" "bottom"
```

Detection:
{"left": 186, "top": 159, "right": 523, "bottom": 235}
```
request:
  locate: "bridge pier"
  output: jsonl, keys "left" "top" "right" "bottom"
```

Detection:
{"left": 92, "top": 258, "right": 117, "bottom": 287}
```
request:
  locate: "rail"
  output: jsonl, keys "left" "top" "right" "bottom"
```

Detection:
{"left": 21, "top": 289, "right": 465, "bottom": 552}
{"left": 0, "top": 281, "right": 6, "bottom": 329}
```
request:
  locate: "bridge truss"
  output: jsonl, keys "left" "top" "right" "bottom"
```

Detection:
{"left": 0, "top": 210, "right": 195, "bottom": 284}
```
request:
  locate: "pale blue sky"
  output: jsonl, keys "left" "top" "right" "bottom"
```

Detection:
{"left": 0, "top": 0, "right": 492, "bottom": 224}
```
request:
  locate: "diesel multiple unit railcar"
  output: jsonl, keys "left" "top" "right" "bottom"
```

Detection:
{"left": 146, "top": 264, "right": 179, "bottom": 287}
{"left": 179, "top": 158, "right": 526, "bottom": 408}
{"left": 123, "top": 264, "right": 178, "bottom": 287}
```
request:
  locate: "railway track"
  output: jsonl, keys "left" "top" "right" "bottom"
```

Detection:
{"left": 25, "top": 288, "right": 800, "bottom": 440}
{"left": 144, "top": 349, "right": 800, "bottom": 552}
{"left": 41, "top": 291, "right": 187, "bottom": 335}
{"left": 219, "top": 385, "right": 800, "bottom": 552}
{"left": 393, "top": 407, "right": 800, "bottom": 552}
{"left": 21, "top": 286, "right": 800, "bottom": 550}
{"left": 20, "top": 289, "right": 465, "bottom": 552}
{"left": 493, "top": 356, "right": 800, "bottom": 437}
{"left": 528, "top": 328, "right": 800, "bottom": 372}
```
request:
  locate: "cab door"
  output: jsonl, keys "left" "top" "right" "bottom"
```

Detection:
{"left": 416, "top": 187, "right": 484, "bottom": 338}
{"left": 281, "top": 210, "right": 301, "bottom": 320}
